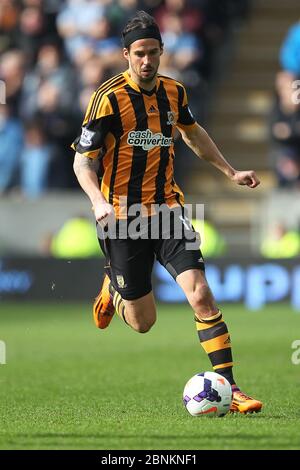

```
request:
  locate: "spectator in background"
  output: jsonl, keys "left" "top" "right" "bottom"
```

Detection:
{"left": 20, "top": 39, "right": 80, "bottom": 189}
{"left": 261, "top": 222, "right": 300, "bottom": 258}
{"left": 0, "top": 107, "right": 52, "bottom": 198}
{"left": 16, "top": 4, "right": 47, "bottom": 66}
{"left": 155, "top": 0, "right": 204, "bottom": 84}
{"left": 139, "top": 0, "right": 164, "bottom": 16}
{"left": 0, "top": 0, "right": 20, "bottom": 54}
{"left": 33, "top": 79, "right": 80, "bottom": 188}
{"left": 280, "top": 19, "right": 300, "bottom": 76}
{"left": 21, "top": 40, "right": 75, "bottom": 118}
{"left": 0, "top": 49, "right": 25, "bottom": 116}
{"left": 155, "top": 0, "right": 204, "bottom": 37}
{"left": 106, "top": 0, "right": 139, "bottom": 36}
{"left": 269, "top": 71, "right": 300, "bottom": 188}
{"left": 88, "top": 16, "right": 122, "bottom": 72}
{"left": 20, "top": 119, "right": 52, "bottom": 198}
{"left": 160, "top": 12, "right": 202, "bottom": 76}
{"left": 0, "top": 103, "right": 23, "bottom": 194}
{"left": 56, "top": 0, "right": 106, "bottom": 64}
{"left": 38, "top": 0, "right": 62, "bottom": 37}
{"left": 160, "top": 10, "right": 206, "bottom": 107}
{"left": 76, "top": 55, "right": 106, "bottom": 114}
{"left": 78, "top": 55, "right": 106, "bottom": 91}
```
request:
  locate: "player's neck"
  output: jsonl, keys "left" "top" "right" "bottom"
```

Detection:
{"left": 127, "top": 69, "right": 157, "bottom": 92}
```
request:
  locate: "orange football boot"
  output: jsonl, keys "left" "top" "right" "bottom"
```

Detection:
{"left": 93, "top": 274, "right": 115, "bottom": 329}
{"left": 230, "top": 388, "right": 263, "bottom": 414}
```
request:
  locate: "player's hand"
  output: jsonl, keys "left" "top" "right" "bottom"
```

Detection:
{"left": 231, "top": 170, "right": 260, "bottom": 188}
{"left": 93, "top": 201, "right": 115, "bottom": 226}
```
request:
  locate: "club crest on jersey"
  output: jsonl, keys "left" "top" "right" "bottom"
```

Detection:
{"left": 79, "top": 127, "right": 95, "bottom": 148}
{"left": 116, "top": 275, "right": 126, "bottom": 288}
{"left": 166, "top": 111, "right": 176, "bottom": 126}
{"left": 127, "top": 129, "right": 173, "bottom": 151}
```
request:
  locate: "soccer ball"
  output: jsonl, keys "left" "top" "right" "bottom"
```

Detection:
{"left": 183, "top": 371, "right": 232, "bottom": 417}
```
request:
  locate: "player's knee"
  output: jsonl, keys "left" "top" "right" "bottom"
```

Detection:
{"left": 189, "top": 284, "right": 210, "bottom": 307}
{"left": 189, "top": 284, "right": 215, "bottom": 315}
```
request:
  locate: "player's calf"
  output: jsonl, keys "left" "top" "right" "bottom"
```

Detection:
{"left": 122, "top": 292, "right": 157, "bottom": 333}
{"left": 125, "top": 315, "right": 156, "bottom": 333}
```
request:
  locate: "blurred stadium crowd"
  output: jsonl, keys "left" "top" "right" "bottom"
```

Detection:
{"left": 271, "top": 20, "right": 300, "bottom": 190}
{"left": 0, "top": 0, "right": 250, "bottom": 198}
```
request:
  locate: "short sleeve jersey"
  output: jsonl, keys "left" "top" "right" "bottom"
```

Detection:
{"left": 72, "top": 70, "right": 196, "bottom": 217}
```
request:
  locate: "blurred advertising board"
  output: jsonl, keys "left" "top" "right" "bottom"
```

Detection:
{"left": 0, "top": 258, "right": 299, "bottom": 311}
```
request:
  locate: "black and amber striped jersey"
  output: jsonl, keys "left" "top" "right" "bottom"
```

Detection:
{"left": 72, "top": 70, "right": 196, "bottom": 217}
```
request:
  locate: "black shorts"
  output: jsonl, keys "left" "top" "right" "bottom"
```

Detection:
{"left": 98, "top": 207, "right": 205, "bottom": 300}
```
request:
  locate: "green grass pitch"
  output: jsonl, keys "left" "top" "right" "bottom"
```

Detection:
{"left": 0, "top": 302, "right": 300, "bottom": 450}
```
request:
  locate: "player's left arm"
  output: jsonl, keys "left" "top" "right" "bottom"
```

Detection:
{"left": 178, "top": 122, "right": 260, "bottom": 188}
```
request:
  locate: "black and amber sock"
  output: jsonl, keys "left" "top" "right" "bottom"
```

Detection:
{"left": 109, "top": 283, "right": 128, "bottom": 325}
{"left": 195, "top": 310, "right": 235, "bottom": 386}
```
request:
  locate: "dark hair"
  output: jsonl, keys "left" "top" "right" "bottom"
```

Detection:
{"left": 122, "top": 10, "right": 163, "bottom": 49}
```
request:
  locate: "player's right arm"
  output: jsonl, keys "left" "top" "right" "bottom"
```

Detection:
{"left": 72, "top": 91, "right": 114, "bottom": 222}
{"left": 73, "top": 153, "right": 113, "bottom": 222}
